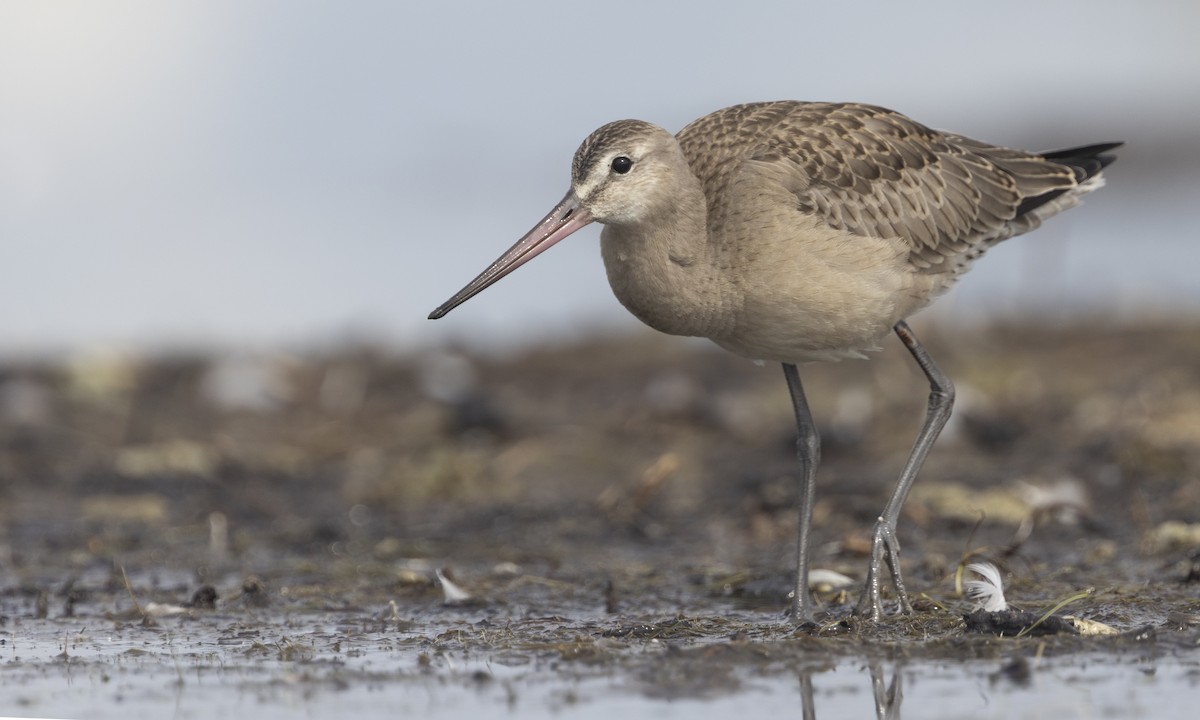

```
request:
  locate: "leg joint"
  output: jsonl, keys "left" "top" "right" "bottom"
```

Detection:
{"left": 930, "top": 376, "right": 955, "bottom": 406}
{"left": 796, "top": 428, "right": 821, "bottom": 468}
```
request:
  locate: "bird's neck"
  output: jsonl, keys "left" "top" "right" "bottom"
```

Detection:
{"left": 599, "top": 183, "right": 729, "bottom": 338}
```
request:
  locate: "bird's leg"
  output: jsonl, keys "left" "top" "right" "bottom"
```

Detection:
{"left": 856, "top": 320, "right": 955, "bottom": 620}
{"left": 782, "top": 362, "right": 820, "bottom": 623}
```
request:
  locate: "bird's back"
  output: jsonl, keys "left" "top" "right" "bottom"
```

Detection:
{"left": 676, "top": 101, "right": 1118, "bottom": 278}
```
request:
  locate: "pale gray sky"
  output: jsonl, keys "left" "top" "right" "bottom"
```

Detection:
{"left": 2, "top": 0, "right": 1197, "bottom": 355}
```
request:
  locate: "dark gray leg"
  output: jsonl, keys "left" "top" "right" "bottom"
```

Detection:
{"left": 782, "top": 362, "right": 819, "bottom": 622}
{"left": 856, "top": 320, "right": 955, "bottom": 620}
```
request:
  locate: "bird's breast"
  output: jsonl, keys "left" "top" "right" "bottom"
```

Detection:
{"left": 599, "top": 226, "right": 733, "bottom": 339}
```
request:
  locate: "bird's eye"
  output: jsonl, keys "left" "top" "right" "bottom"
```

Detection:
{"left": 610, "top": 156, "right": 633, "bottom": 174}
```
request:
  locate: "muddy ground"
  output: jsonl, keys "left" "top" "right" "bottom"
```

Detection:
{"left": 1, "top": 319, "right": 1198, "bottom": 715}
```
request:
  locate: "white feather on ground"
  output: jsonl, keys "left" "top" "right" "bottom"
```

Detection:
{"left": 435, "top": 568, "right": 473, "bottom": 604}
{"left": 965, "top": 562, "right": 1008, "bottom": 612}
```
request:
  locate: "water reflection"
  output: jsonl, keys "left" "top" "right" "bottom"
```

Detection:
{"left": 868, "top": 661, "right": 903, "bottom": 720}
{"left": 798, "top": 661, "right": 903, "bottom": 719}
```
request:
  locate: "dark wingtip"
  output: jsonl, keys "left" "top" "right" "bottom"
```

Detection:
{"left": 1040, "top": 141, "right": 1124, "bottom": 179}
{"left": 1040, "top": 141, "right": 1124, "bottom": 161}
{"left": 1095, "top": 149, "right": 1121, "bottom": 171}
{"left": 428, "top": 307, "right": 447, "bottom": 320}
{"left": 1016, "top": 141, "right": 1123, "bottom": 217}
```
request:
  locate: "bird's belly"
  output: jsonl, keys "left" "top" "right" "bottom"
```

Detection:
{"left": 713, "top": 235, "right": 930, "bottom": 364}
{"left": 712, "top": 302, "right": 896, "bottom": 363}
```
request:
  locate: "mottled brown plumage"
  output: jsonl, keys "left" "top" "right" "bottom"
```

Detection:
{"left": 430, "top": 101, "right": 1119, "bottom": 622}
{"left": 677, "top": 102, "right": 1099, "bottom": 278}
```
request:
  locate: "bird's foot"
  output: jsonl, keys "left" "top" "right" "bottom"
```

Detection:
{"left": 788, "top": 590, "right": 816, "bottom": 626}
{"left": 854, "top": 517, "right": 913, "bottom": 621}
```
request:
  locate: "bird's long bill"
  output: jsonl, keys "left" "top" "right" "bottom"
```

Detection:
{"left": 428, "top": 191, "right": 592, "bottom": 319}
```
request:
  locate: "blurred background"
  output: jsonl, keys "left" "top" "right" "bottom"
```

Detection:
{"left": 1, "top": 0, "right": 1197, "bottom": 358}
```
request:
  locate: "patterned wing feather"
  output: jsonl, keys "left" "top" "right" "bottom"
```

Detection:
{"left": 677, "top": 102, "right": 1087, "bottom": 274}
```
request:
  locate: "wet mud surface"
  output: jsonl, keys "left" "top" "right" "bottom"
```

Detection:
{"left": 1, "top": 320, "right": 1199, "bottom": 716}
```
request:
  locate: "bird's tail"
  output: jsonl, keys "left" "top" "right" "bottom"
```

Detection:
{"left": 1017, "top": 142, "right": 1123, "bottom": 217}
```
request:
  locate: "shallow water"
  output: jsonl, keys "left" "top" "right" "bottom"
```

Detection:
{"left": 4, "top": 611, "right": 1197, "bottom": 720}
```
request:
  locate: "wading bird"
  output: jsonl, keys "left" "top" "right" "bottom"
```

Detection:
{"left": 429, "top": 101, "right": 1119, "bottom": 622}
